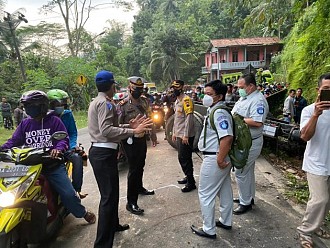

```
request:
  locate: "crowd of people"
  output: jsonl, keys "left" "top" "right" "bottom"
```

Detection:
{"left": 0, "top": 70, "right": 329, "bottom": 248}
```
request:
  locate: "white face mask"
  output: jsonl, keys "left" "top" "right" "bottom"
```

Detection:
{"left": 202, "top": 94, "right": 213, "bottom": 107}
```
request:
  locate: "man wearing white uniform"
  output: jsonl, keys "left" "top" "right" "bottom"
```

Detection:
{"left": 297, "top": 73, "right": 330, "bottom": 248}
{"left": 231, "top": 73, "right": 269, "bottom": 215}
{"left": 191, "top": 80, "right": 234, "bottom": 239}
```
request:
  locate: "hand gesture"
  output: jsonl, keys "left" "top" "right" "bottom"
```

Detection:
{"left": 134, "top": 118, "right": 153, "bottom": 134}
{"left": 129, "top": 114, "right": 146, "bottom": 129}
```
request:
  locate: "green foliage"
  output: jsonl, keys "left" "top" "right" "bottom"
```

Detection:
{"left": 24, "top": 69, "right": 51, "bottom": 92}
{"left": 285, "top": 173, "right": 309, "bottom": 204}
{"left": 280, "top": 0, "right": 330, "bottom": 103}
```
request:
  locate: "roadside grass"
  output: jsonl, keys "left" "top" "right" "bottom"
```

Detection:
{"left": 0, "top": 127, "right": 14, "bottom": 145}
{"left": 72, "top": 110, "right": 88, "bottom": 129}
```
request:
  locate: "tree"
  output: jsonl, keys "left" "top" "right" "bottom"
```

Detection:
{"left": 41, "top": 0, "right": 132, "bottom": 57}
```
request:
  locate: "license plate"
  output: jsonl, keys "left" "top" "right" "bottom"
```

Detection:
{"left": 0, "top": 166, "right": 29, "bottom": 178}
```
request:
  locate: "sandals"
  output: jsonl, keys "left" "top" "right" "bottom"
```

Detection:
{"left": 299, "top": 234, "right": 313, "bottom": 248}
{"left": 315, "top": 226, "right": 330, "bottom": 239}
{"left": 84, "top": 211, "right": 96, "bottom": 224}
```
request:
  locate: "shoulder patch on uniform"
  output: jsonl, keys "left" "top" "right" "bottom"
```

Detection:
{"left": 256, "top": 103, "right": 265, "bottom": 115}
{"left": 183, "top": 96, "right": 193, "bottom": 114}
{"left": 106, "top": 102, "right": 113, "bottom": 110}
{"left": 219, "top": 120, "right": 229, "bottom": 130}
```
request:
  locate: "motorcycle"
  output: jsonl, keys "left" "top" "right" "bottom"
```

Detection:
{"left": 151, "top": 104, "right": 165, "bottom": 130}
{"left": 0, "top": 131, "right": 71, "bottom": 247}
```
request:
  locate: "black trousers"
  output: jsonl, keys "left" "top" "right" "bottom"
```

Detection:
{"left": 122, "top": 136, "right": 147, "bottom": 205}
{"left": 176, "top": 137, "right": 195, "bottom": 185}
{"left": 89, "top": 146, "right": 119, "bottom": 248}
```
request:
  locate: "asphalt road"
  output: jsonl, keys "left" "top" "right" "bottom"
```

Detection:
{"left": 47, "top": 128, "right": 330, "bottom": 248}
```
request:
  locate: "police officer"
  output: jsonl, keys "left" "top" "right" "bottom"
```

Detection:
{"left": 191, "top": 79, "right": 234, "bottom": 239}
{"left": 88, "top": 70, "right": 152, "bottom": 248}
{"left": 118, "top": 76, "right": 157, "bottom": 215}
{"left": 171, "top": 79, "right": 196, "bottom": 192}
{"left": 231, "top": 73, "right": 269, "bottom": 215}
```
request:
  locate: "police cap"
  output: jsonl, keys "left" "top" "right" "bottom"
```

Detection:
{"left": 128, "top": 76, "right": 145, "bottom": 88}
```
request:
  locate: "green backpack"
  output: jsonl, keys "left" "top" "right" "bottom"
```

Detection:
{"left": 209, "top": 106, "right": 252, "bottom": 170}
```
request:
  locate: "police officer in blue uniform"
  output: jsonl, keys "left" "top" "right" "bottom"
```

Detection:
{"left": 88, "top": 71, "right": 152, "bottom": 247}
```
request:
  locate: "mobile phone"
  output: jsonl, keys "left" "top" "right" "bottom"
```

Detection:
{"left": 320, "top": 89, "right": 330, "bottom": 101}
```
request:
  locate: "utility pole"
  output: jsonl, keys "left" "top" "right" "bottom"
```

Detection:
{"left": 2, "top": 11, "right": 28, "bottom": 82}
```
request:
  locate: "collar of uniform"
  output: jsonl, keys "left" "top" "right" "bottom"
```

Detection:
{"left": 98, "top": 92, "right": 108, "bottom": 97}
{"left": 246, "top": 89, "right": 259, "bottom": 99}
{"left": 207, "top": 101, "right": 226, "bottom": 114}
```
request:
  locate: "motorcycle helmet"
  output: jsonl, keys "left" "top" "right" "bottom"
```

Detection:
{"left": 20, "top": 90, "right": 49, "bottom": 118}
{"left": 20, "top": 90, "right": 49, "bottom": 105}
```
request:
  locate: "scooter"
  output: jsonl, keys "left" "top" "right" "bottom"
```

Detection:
{"left": 0, "top": 131, "right": 71, "bottom": 247}
{"left": 151, "top": 104, "right": 165, "bottom": 130}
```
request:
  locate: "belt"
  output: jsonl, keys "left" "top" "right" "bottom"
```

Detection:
{"left": 92, "top": 142, "right": 118, "bottom": 150}
{"left": 202, "top": 151, "right": 217, "bottom": 155}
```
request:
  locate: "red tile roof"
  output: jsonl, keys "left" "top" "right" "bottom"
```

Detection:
{"left": 210, "top": 37, "right": 281, "bottom": 48}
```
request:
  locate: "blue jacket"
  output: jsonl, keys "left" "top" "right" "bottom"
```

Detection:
{"left": 60, "top": 110, "right": 78, "bottom": 149}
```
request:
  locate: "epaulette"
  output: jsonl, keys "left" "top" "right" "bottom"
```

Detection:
{"left": 118, "top": 97, "right": 129, "bottom": 106}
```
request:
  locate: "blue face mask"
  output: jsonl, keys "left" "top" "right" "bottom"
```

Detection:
{"left": 54, "top": 106, "right": 64, "bottom": 115}
{"left": 25, "top": 105, "right": 42, "bottom": 118}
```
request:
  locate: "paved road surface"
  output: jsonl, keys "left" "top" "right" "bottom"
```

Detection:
{"left": 47, "top": 128, "right": 329, "bottom": 248}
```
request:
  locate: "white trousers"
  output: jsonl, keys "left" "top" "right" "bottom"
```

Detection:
{"left": 234, "top": 136, "right": 263, "bottom": 206}
{"left": 199, "top": 155, "right": 233, "bottom": 235}
{"left": 297, "top": 173, "right": 330, "bottom": 236}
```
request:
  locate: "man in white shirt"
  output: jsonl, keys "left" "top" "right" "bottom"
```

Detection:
{"left": 297, "top": 73, "right": 330, "bottom": 248}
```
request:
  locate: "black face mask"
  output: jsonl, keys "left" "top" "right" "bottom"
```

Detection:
{"left": 173, "top": 89, "right": 182, "bottom": 96}
{"left": 25, "top": 105, "right": 42, "bottom": 118}
{"left": 131, "top": 90, "right": 142, "bottom": 99}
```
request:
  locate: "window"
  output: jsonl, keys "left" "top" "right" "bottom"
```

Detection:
{"left": 246, "top": 51, "right": 260, "bottom": 61}
{"left": 232, "top": 52, "right": 238, "bottom": 62}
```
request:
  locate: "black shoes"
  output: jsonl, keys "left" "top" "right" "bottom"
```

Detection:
{"left": 233, "top": 204, "right": 252, "bottom": 215}
{"left": 233, "top": 198, "right": 254, "bottom": 205}
{"left": 115, "top": 224, "right": 130, "bottom": 232}
{"left": 177, "top": 177, "right": 187, "bottom": 184}
{"left": 181, "top": 184, "right": 196, "bottom": 193}
{"left": 191, "top": 225, "right": 216, "bottom": 239}
{"left": 215, "top": 220, "right": 232, "bottom": 230}
{"left": 126, "top": 203, "right": 144, "bottom": 215}
{"left": 139, "top": 188, "right": 155, "bottom": 195}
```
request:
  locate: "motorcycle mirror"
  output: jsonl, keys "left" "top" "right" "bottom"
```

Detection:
{"left": 50, "top": 131, "right": 68, "bottom": 141}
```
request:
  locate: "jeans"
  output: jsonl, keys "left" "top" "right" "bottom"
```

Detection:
{"left": 65, "top": 151, "right": 84, "bottom": 192}
{"left": 43, "top": 164, "right": 86, "bottom": 218}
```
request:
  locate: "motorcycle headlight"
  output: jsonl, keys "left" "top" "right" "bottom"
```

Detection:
{"left": 0, "top": 171, "right": 37, "bottom": 208}
{"left": 0, "top": 191, "right": 16, "bottom": 207}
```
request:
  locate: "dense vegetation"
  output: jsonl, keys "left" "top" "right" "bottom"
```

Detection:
{"left": 0, "top": 0, "right": 327, "bottom": 108}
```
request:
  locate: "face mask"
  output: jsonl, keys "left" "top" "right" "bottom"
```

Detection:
{"left": 202, "top": 95, "right": 213, "bottom": 107}
{"left": 54, "top": 106, "right": 64, "bottom": 115}
{"left": 25, "top": 105, "right": 42, "bottom": 118}
{"left": 238, "top": 88, "right": 248, "bottom": 98}
{"left": 131, "top": 90, "right": 142, "bottom": 99}
{"left": 173, "top": 89, "right": 182, "bottom": 96}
